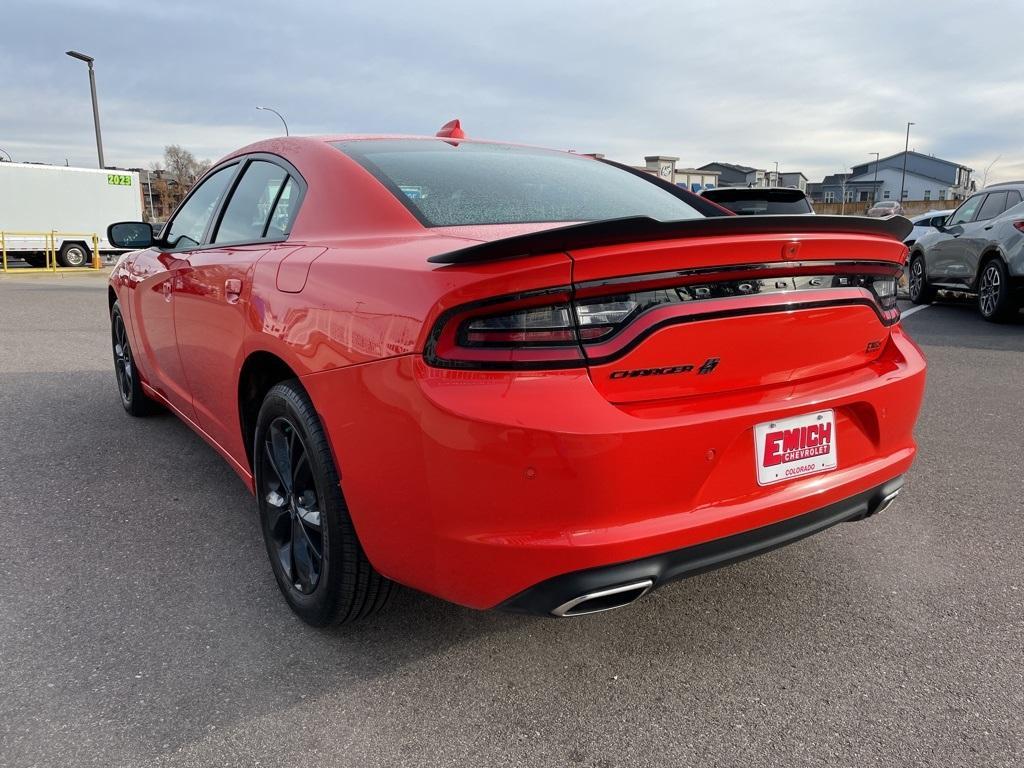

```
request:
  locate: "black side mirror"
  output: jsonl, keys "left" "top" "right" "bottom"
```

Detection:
{"left": 107, "top": 221, "right": 155, "bottom": 249}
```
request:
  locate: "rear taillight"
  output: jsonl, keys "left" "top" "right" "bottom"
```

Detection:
{"left": 868, "top": 274, "right": 898, "bottom": 310}
{"left": 461, "top": 305, "right": 575, "bottom": 346}
{"left": 1013, "top": 220, "right": 1024, "bottom": 233}
{"left": 428, "top": 288, "right": 586, "bottom": 369}
{"left": 426, "top": 263, "right": 903, "bottom": 369}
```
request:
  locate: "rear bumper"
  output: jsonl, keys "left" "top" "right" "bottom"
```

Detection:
{"left": 499, "top": 476, "right": 904, "bottom": 616}
{"left": 303, "top": 327, "right": 926, "bottom": 611}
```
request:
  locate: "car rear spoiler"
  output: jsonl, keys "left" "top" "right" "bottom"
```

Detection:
{"left": 427, "top": 215, "right": 914, "bottom": 265}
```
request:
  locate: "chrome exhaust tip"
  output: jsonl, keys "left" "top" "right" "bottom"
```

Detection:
{"left": 550, "top": 579, "right": 654, "bottom": 618}
{"left": 873, "top": 489, "right": 900, "bottom": 516}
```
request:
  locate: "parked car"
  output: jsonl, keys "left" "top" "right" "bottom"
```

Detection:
{"left": 106, "top": 133, "right": 925, "bottom": 625}
{"left": 908, "top": 182, "right": 1024, "bottom": 321}
{"left": 866, "top": 200, "right": 905, "bottom": 217}
{"left": 904, "top": 209, "right": 951, "bottom": 246}
{"left": 700, "top": 186, "right": 814, "bottom": 215}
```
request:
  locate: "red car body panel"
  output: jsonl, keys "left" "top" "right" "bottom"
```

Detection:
{"left": 110, "top": 135, "right": 926, "bottom": 612}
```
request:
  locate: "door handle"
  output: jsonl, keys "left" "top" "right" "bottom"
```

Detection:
{"left": 984, "top": 225, "right": 994, "bottom": 230}
{"left": 225, "top": 278, "right": 242, "bottom": 304}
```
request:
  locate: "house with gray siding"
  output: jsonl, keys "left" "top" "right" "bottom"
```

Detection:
{"left": 848, "top": 151, "right": 973, "bottom": 202}
{"left": 809, "top": 173, "right": 881, "bottom": 204}
{"left": 777, "top": 171, "right": 808, "bottom": 192}
{"left": 697, "top": 162, "right": 766, "bottom": 188}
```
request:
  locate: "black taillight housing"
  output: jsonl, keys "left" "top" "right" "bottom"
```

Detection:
{"left": 425, "top": 262, "right": 903, "bottom": 369}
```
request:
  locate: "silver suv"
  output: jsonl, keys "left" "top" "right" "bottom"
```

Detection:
{"left": 908, "top": 182, "right": 1024, "bottom": 322}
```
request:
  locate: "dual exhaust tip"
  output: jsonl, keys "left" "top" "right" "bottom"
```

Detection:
{"left": 549, "top": 489, "right": 902, "bottom": 618}
{"left": 872, "top": 489, "right": 900, "bottom": 517}
{"left": 551, "top": 579, "right": 654, "bottom": 618}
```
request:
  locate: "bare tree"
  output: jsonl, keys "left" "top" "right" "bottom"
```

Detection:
{"left": 981, "top": 155, "right": 1001, "bottom": 188}
{"left": 163, "top": 145, "right": 212, "bottom": 192}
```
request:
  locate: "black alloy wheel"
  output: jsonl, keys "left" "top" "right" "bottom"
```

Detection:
{"left": 260, "top": 416, "right": 325, "bottom": 595}
{"left": 254, "top": 381, "right": 393, "bottom": 625}
{"left": 110, "top": 301, "right": 157, "bottom": 416}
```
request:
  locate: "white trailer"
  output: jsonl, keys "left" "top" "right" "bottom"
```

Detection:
{"left": 0, "top": 162, "right": 143, "bottom": 267}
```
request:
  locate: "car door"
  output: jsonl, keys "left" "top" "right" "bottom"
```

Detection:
{"left": 129, "top": 164, "right": 237, "bottom": 419}
{"left": 174, "top": 156, "right": 305, "bottom": 461}
{"left": 930, "top": 193, "right": 984, "bottom": 281}
{"left": 958, "top": 191, "right": 1009, "bottom": 282}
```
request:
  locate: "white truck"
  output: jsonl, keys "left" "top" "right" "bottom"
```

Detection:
{"left": 0, "top": 162, "right": 143, "bottom": 267}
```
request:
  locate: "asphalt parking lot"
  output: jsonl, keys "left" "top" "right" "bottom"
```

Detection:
{"left": 1, "top": 274, "right": 1022, "bottom": 768}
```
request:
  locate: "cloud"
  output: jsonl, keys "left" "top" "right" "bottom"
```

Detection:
{"left": 3, "top": 0, "right": 1023, "bottom": 183}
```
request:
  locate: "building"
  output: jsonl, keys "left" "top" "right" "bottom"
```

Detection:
{"left": 777, "top": 172, "right": 808, "bottom": 192}
{"left": 809, "top": 172, "right": 881, "bottom": 205}
{"left": 809, "top": 151, "right": 974, "bottom": 204}
{"left": 133, "top": 168, "right": 184, "bottom": 223}
{"left": 642, "top": 155, "right": 680, "bottom": 182}
{"left": 675, "top": 167, "right": 720, "bottom": 193}
{"left": 697, "top": 161, "right": 767, "bottom": 188}
{"left": 635, "top": 156, "right": 721, "bottom": 192}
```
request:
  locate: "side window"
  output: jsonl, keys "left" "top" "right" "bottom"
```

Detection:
{"left": 165, "top": 165, "right": 236, "bottom": 249}
{"left": 1006, "top": 190, "right": 1022, "bottom": 209}
{"left": 947, "top": 194, "right": 984, "bottom": 226}
{"left": 266, "top": 177, "right": 300, "bottom": 237}
{"left": 975, "top": 191, "right": 1008, "bottom": 222}
{"left": 213, "top": 160, "right": 289, "bottom": 244}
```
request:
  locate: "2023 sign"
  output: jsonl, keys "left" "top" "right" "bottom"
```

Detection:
{"left": 107, "top": 174, "right": 132, "bottom": 186}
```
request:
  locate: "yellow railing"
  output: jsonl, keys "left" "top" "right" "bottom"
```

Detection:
{"left": 1, "top": 231, "right": 102, "bottom": 273}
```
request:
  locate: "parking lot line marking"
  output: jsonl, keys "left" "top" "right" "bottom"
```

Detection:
{"left": 901, "top": 304, "right": 932, "bottom": 320}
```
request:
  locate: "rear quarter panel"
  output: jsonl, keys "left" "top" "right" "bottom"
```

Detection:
{"left": 244, "top": 240, "right": 573, "bottom": 372}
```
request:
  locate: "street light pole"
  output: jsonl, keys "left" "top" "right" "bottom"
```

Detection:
{"left": 256, "top": 106, "right": 289, "bottom": 136}
{"left": 870, "top": 152, "right": 880, "bottom": 204}
{"left": 898, "top": 122, "right": 914, "bottom": 205}
{"left": 66, "top": 50, "right": 105, "bottom": 169}
{"left": 773, "top": 161, "right": 779, "bottom": 187}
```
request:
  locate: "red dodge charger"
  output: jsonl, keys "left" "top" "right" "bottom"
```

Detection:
{"left": 107, "top": 132, "right": 925, "bottom": 624}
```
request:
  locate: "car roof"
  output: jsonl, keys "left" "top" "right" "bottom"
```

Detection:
{"left": 910, "top": 210, "right": 950, "bottom": 222}
{"left": 701, "top": 186, "right": 809, "bottom": 197}
{"left": 981, "top": 180, "right": 1024, "bottom": 191}
{"left": 226, "top": 134, "right": 579, "bottom": 160}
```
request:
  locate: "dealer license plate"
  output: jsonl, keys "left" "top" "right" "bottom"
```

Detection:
{"left": 754, "top": 409, "right": 838, "bottom": 486}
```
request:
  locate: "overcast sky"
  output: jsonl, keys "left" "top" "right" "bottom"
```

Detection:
{"left": 3, "top": 0, "right": 1023, "bottom": 184}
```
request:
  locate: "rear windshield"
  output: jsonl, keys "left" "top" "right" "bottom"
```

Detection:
{"left": 702, "top": 188, "right": 812, "bottom": 215}
{"left": 333, "top": 139, "right": 702, "bottom": 227}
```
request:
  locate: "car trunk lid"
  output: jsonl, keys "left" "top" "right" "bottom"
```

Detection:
{"left": 567, "top": 229, "right": 905, "bottom": 404}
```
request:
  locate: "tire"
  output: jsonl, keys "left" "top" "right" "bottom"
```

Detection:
{"left": 254, "top": 381, "right": 393, "bottom": 626}
{"left": 977, "top": 258, "right": 1017, "bottom": 323}
{"left": 111, "top": 301, "right": 159, "bottom": 416}
{"left": 908, "top": 253, "right": 935, "bottom": 305}
{"left": 58, "top": 242, "right": 89, "bottom": 268}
